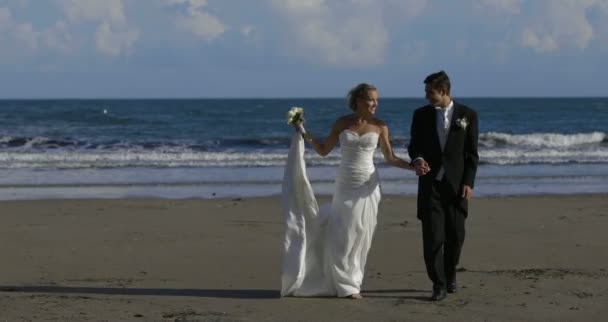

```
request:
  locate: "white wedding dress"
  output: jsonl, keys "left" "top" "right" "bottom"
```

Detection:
{"left": 281, "top": 129, "right": 381, "bottom": 297}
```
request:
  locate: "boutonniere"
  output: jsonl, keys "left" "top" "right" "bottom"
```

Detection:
{"left": 455, "top": 117, "right": 468, "bottom": 130}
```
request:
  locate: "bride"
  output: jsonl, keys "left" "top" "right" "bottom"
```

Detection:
{"left": 281, "top": 83, "right": 416, "bottom": 299}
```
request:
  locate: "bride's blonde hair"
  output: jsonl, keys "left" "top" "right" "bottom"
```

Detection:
{"left": 347, "top": 83, "right": 377, "bottom": 111}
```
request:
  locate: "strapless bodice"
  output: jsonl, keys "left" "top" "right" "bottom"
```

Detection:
{"left": 336, "top": 130, "right": 379, "bottom": 190}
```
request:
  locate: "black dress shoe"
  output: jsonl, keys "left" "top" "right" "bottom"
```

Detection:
{"left": 430, "top": 287, "right": 447, "bottom": 301}
{"left": 447, "top": 281, "right": 457, "bottom": 293}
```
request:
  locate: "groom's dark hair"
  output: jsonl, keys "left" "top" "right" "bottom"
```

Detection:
{"left": 424, "top": 70, "right": 451, "bottom": 95}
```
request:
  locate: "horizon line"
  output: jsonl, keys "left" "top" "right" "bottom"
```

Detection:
{"left": 1, "top": 96, "right": 607, "bottom": 100}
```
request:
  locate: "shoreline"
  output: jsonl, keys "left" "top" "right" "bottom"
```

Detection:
{"left": 3, "top": 163, "right": 608, "bottom": 201}
{"left": 1, "top": 191, "right": 608, "bottom": 202}
{"left": 1, "top": 195, "right": 607, "bottom": 321}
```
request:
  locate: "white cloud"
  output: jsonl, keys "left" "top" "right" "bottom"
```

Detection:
{"left": 521, "top": 29, "right": 558, "bottom": 52}
{"left": 266, "top": 0, "right": 429, "bottom": 66}
{"left": 241, "top": 25, "right": 254, "bottom": 37}
{"left": 175, "top": 10, "right": 225, "bottom": 41}
{"left": 41, "top": 21, "right": 73, "bottom": 54}
{"left": 268, "top": 0, "right": 398, "bottom": 66}
{"left": 57, "top": 0, "right": 138, "bottom": 56}
{"left": 0, "top": 7, "right": 11, "bottom": 29}
{"left": 95, "top": 21, "right": 138, "bottom": 56}
{"left": 166, "top": 0, "right": 209, "bottom": 11}
{"left": 14, "top": 22, "right": 38, "bottom": 49}
{"left": 0, "top": 7, "right": 12, "bottom": 44}
{"left": 59, "top": 0, "right": 126, "bottom": 25}
{"left": 4, "top": 0, "right": 29, "bottom": 8}
{"left": 476, "top": 0, "right": 522, "bottom": 14}
{"left": 520, "top": 0, "right": 607, "bottom": 53}
{"left": 272, "top": 0, "right": 327, "bottom": 16}
{"left": 165, "top": 0, "right": 226, "bottom": 41}
{"left": 384, "top": 0, "right": 428, "bottom": 18}
{"left": 0, "top": 6, "right": 74, "bottom": 54}
{"left": 472, "top": 0, "right": 608, "bottom": 56}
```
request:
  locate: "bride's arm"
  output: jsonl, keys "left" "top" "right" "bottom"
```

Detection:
{"left": 301, "top": 120, "right": 341, "bottom": 157}
{"left": 379, "top": 125, "right": 413, "bottom": 170}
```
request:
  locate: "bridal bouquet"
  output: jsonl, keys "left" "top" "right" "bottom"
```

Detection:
{"left": 286, "top": 106, "right": 304, "bottom": 125}
{"left": 286, "top": 107, "right": 306, "bottom": 134}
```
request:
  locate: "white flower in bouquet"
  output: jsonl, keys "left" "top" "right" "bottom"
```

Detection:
{"left": 286, "top": 106, "right": 304, "bottom": 125}
{"left": 286, "top": 106, "right": 307, "bottom": 135}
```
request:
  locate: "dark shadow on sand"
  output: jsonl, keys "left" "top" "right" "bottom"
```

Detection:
{"left": 364, "top": 289, "right": 426, "bottom": 293}
{"left": 0, "top": 285, "right": 279, "bottom": 299}
{"left": 363, "top": 288, "right": 430, "bottom": 300}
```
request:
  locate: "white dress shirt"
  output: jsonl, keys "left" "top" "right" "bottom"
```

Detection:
{"left": 434, "top": 100, "right": 454, "bottom": 180}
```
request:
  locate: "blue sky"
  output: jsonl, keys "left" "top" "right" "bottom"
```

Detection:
{"left": 0, "top": 0, "right": 607, "bottom": 98}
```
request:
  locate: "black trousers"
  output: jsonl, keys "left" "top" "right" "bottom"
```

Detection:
{"left": 421, "top": 179, "right": 466, "bottom": 289}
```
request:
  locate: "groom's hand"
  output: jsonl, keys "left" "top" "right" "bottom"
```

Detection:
{"left": 414, "top": 159, "right": 430, "bottom": 176}
{"left": 462, "top": 185, "right": 473, "bottom": 200}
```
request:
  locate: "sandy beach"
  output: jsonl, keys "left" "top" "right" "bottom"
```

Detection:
{"left": 1, "top": 194, "right": 607, "bottom": 321}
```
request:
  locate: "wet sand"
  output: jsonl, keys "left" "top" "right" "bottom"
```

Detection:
{"left": 1, "top": 195, "right": 607, "bottom": 321}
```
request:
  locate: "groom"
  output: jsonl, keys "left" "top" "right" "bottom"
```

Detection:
{"left": 408, "top": 70, "right": 479, "bottom": 301}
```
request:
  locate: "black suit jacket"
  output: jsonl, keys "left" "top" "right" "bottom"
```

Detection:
{"left": 408, "top": 101, "right": 479, "bottom": 218}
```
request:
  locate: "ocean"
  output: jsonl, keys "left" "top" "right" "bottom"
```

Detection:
{"left": 1, "top": 98, "right": 607, "bottom": 200}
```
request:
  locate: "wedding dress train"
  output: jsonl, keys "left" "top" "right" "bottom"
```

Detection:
{"left": 281, "top": 130, "right": 381, "bottom": 297}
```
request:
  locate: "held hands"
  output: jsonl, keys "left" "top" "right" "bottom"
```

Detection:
{"left": 414, "top": 159, "right": 431, "bottom": 176}
{"left": 413, "top": 159, "right": 473, "bottom": 199}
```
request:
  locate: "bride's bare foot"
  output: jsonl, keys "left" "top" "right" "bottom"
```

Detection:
{"left": 346, "top": 293, "right": 363, "bottom": 299}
